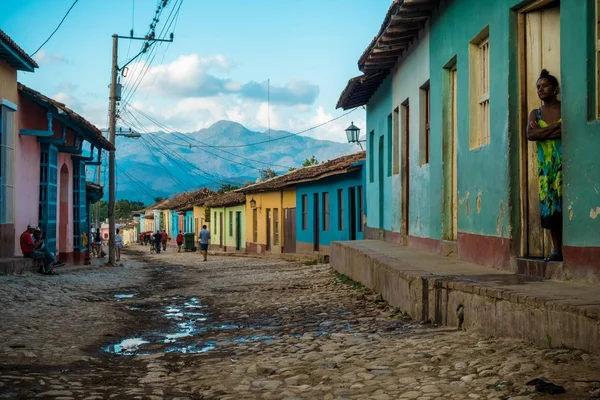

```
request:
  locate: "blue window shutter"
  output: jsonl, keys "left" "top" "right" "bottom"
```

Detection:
{"left": 72, "top": 160, "right": 86, "bottom": 251}
{"left": 39, "top": 144, "right": 58, "bottom": 254}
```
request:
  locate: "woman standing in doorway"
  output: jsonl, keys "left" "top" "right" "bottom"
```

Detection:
{"left": 527, "top": 69, "right": 563, "bottom": 262}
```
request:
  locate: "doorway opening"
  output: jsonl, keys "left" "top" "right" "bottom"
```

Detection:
{"left": 59, "top": 163, "right": 69, "bottom": 257}
{"left": 442, "top": 63, "right": 458, "bottom": 242}
{"left": 518, "top": 0, "right": 560, "bottom": 258}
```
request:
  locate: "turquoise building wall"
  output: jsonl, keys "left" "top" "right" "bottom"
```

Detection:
{"left": 296, "top": 165, "right": 365, "bottom": 248}
{"left": 365, "top": 76, "right": 393, "bottom": 232}
{"left": 561, "top": 0, "right": 600, "bottom": 248}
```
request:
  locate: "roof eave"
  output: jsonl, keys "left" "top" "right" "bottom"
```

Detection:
{"left": 0, "top": 41, "right": 37, "bottom": 72}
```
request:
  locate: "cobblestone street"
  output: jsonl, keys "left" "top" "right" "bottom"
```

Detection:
{"left": 1, "top": 246, "right": 599, "bottom": 399}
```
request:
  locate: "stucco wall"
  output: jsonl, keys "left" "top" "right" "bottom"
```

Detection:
{"left": 13, "top": 134, "right": 40, "bottom": 254}
{"left": 365, "top": 76, "right": 393, "bottom": 232}
{"left": 429, "top": 0, "right": 518, "bottom": 239}
{"left": 193, "top": 205, "right": 208, "bottom": 236}
{"left": 391, "top": 24, "right": 431, "bottom": 237}
{"left": 560, "top": 1, "right": 600, "bottom": 247}
{"left": 295, "top": 167, "right": 365, "bottom": 247}
{"left": 244, "top": 191, "right": 285, "bottom": 254}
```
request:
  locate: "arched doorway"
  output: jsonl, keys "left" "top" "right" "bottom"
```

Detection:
{"left": 59, "top": 163, "right": 69, "bottom": 258}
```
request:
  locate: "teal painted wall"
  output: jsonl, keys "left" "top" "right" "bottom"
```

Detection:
{"left": 366, "top": 75, "right": 393, "bottom": 232}
{"left": 429, "top": 0, "right": 519, "bottom": 240}
{"left": 391, "top": 26, "right": 432, "bottom": 237}
{"left": 561, "top": 0, "right": 600, "bottom": 247}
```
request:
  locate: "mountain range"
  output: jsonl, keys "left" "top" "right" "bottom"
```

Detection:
{"left": 96, "top": 120, "right": 358, "bottom": 203}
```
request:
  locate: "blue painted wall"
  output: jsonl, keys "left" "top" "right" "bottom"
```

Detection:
{"left": 169, "top": 210, "right": 179, "bottom": 239}
{"left": 296, "top": 164, "right": 365, "bottom": 246}
{"left": 184, "top": 211, "right": 194, "bottom": 233}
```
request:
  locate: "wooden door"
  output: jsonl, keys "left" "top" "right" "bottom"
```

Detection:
{"left": 401, "top": 102, "right": 410, "bottom": 237}
{"left": 283, "top": 208, "right": 296, "bottom": 253}
{"left": 521, "top": 5, "right": 560, "bottom": 257}
{"left": 443, "top": 67, "right": 458, "bottom": 241}
{"left": 313, "top": 193, "right": 320, "bottom": 252}
{"left": 219, "top": 212, "right": 223, "bottom": 248}
{"left": 235, "top": 211, "right": 241, "bottom": 250}
{"left": 349, "top": 187, "right": 357, "bottom": 240}
{"left": 266, "top": 208, "right": 271, "bottom": 252}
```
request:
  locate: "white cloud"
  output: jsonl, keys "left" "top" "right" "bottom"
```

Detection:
{"left": 53, "top": 92, "right": 107, "bottom": 129}
{"left": 33, "top": 50, "right": 68, "bottom": 65}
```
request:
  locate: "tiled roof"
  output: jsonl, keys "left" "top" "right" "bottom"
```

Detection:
{"left": 240, "top": 151, "right": 366, "bottom": 193}
{"left": 337, "top": 0, "right": 436, "bottom": 109}
{"left": 0, "top": 29, "right": 38, "bottom": 71}
{"left": 169, "top": 187, "right": 215, "bottom": 211}
{"left": 204, "top": 191, "right": 246, "bottom": 208}
{"left": 18, "top": 83, "right": 115, "bottom": 151}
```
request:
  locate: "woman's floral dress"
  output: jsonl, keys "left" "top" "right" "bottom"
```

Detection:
{"left": 536, "top": 108, "right": 562, "bottom": 229}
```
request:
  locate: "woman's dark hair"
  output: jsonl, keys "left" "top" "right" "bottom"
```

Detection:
{"left": 539, "top": 69, "right": 559, "bottom": 88}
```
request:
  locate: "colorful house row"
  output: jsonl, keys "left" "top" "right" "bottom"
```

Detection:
{"left": 336, "top": 0, "right": 600, "bottom": 283}
{"left": 203, "top": 191, "right": 246, "bottom": 252}
{"left": 239, "top": 151, "right": 366, "bottom": 256}
{"left": 0, "top": 30, "right": 113, "bottom": 262}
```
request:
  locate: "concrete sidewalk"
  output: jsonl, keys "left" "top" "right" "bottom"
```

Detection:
{"left": 331, "top": 240, "right": 600, "bottom": 354}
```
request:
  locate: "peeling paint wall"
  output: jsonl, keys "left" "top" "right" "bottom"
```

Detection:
{"left": 429, "top": 0, "right": 517, "bottom": 239}
{"left": 561, "top": 1, "right": 600, "bottom": 247}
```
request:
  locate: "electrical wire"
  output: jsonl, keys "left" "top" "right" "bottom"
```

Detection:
{"left": 30, "top": 0, "right": 79, "bottom": 57}
{"left": 128, "top": 104, "right": 360, "bottom": 148}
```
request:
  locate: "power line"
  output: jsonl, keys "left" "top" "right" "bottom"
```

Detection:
{"left": 128, "top": 103, "right": 359, "bottom": 149}
{"left": 30, "top": 0, "right": 79, "bottom": 57}
{"left": 120, "top": 109, "right": 236, "bottom": 186}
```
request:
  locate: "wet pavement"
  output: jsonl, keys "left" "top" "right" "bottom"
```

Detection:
{"left": 0, "top": 246, "right": 599, "bottom": 399}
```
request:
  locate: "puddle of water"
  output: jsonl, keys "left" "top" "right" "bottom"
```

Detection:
{"left": 232, "top": 335, "right": 272, "bottom": 343}
{"left": 105, "top": 338, "right": 149, "bottom": 355}
{"left": 113, "top": 293, "right": 136, "bottom": 299}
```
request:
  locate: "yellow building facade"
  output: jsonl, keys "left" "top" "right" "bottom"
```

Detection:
{"left": 243, "top": 187, "right": 295, "bottom": 255}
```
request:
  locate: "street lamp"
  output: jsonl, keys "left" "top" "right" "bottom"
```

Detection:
{"left": 345, "top": 122, "right": 365, "bottom": 150}
{"left": 249, "top": 197, "right": 257, "bottom": 209}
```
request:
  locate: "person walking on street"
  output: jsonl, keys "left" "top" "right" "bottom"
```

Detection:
{"left": 176, "top": 230, "right": 183, "bottom": 252}
{"left": 198, "top": 225, "right": 211, "bottom": 262}
{"left": 115, "top": 228, "right": 123, "bottom": 262}
{"left": 153, "top": 230, "right": 162, "bottom": 254}
{"left": 161, "top": 229, "right": 168, "bottom": 251}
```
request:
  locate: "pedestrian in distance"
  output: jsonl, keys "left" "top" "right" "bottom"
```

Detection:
{"left": 176, "top": 230, "right": 184, "bottom": 252}
{"left": 198, "top": 224, "right": 211, "bottom": 261}
{"left": 161, "top": 229, "right": 168, "bottom": 251}
{"left": 153, "top": 230, "right": 162, "bottom": 254}
{"left": 115, "top": 228, "right": 123, "bottom": 262}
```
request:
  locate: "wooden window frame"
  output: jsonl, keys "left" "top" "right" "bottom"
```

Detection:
{"left": 387, "top": 114, "right": 393, "bottom": 177}
{"left": 392, "top": 108, "right": 400, "bottom": 174}
{"left": 357, "top": 186, "right": 363, "bottom": 232}
{"left": 0, "top": 105, "right": 16, "bottom": 224}
{"left": 252, "top": 208, "right": 258, "bottom": 242}
{"left": 322, "top": 192, "right": 330, "bottom": 231}
{"left": 368, "top": 131, "right": 375, "bottom": 182}
{"left": 469, "top": 26, "right": 491, "bottom": 149}
{"left": 301, "top": 194, "right": 308, "bottom": 230}
{"left": 337, "top": 189, "right": 344, "bottom": 231}
{"left": 419, "top": 81, "right": 431, "bottom": 166}
{"left": 273, "top": 208, "right": 279, "bottom": 245}
{"left": 229, "top": 211, "right": 233, "bottom": 236}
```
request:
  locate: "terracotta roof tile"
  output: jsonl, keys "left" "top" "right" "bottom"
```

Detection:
{"left": 203, "top": 191, "right": 246, "bottom": 208}
{"left": 169, "top": 188, "right": 215, "bottom": 211}
{"left": 18, "top": 83, "right": 114, "bottom": 151}
{"left": 241, "top": 151, "right": 365, "bottom": 193}
{"left": 0, "top": 29, "right": 38, "bottom": 70}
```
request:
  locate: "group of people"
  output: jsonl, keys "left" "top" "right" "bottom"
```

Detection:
{"left": 20, "top": 224, "right": 65, "bottom": 275}
{"left": 144, "top": 225, "right": 211, "bottom": 261}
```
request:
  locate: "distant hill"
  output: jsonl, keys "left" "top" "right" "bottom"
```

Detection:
{"left": 98, "top": 120, "right": 358, "bottom": 203}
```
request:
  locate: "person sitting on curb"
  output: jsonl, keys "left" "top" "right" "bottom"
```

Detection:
{"left": 20, "top": 224, "right": 64, "bottom": 275}
{"left": 176, "top": 230, "right": 183, "bottom": 252}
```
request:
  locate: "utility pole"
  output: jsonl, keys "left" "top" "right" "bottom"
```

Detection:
{"left": 108, "top": 34, "right": 119, "bottom": 265}
{"left": 106, "top": 31, "right": 173, "bottom": 265}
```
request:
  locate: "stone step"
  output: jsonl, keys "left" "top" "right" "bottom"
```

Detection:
{"left": 0, "top": 258, "right": 39, "bottom": 275}
{"left": 516, "top": 257, "right": 565, "bottom": 280}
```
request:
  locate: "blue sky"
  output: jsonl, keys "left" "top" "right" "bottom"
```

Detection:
{"left": 2, "top": 0, "right": 390, "bottom": 142}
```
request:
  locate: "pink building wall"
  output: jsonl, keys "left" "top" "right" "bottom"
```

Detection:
{"left": 13, "top": 134, "right": 40, "bottom": 255}
{"left": 57, "top": 153, "right": 73, "bottom": 257}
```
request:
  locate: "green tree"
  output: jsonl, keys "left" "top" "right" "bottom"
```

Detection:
{"left": 259, "top": 167, "right": 277, "bottom": 181}
{"left": 302, "top": 155, "right": 319, "bottom": 167}
{"left": 154, "top": 196, "right": 166, "bottom": 203}
{"left": 115, "top": 200, "right": 146, "bottom": 221}
{"left": 217, "top": 184, "right": 240, "bottom": 194}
